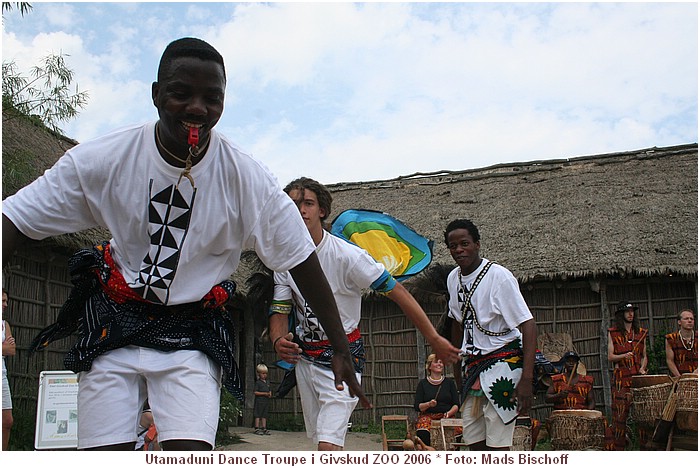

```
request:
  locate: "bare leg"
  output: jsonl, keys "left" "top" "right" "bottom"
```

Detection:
{"left": 161, "top": 439, "right": 212, "bottom": 451}
{"left": 2, "top": 408, "right": 13, "bottom": 450}
{"left": 468, "top": 436, "right": 511, "bottom": 451}
{"left": 318, "top": 441, "right": 343, "bottom": 450}
{"left": 84, "top": 442, "right": 136, "bottom": 451}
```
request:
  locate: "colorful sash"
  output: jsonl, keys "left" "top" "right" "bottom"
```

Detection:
{"left": 299, "top": 328, "right": 365, "bottom": 373}
{"left": 29, "top": 242, "right": 244, "bottom": 400}
{"left": 462, "top": 339, "right": 523, "bottom": 425}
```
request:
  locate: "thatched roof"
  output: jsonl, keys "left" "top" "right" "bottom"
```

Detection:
{"left": 328, "top": 144, "right": 698, "bottom": 282}
{"left": 4, "top": 110, "right": 696, "bottom": 283}
{"left": 2, "top": 109, "right": 103, "bottom": 252}
{"left": 2, "top": 109, "right": 78, "bottom": 199}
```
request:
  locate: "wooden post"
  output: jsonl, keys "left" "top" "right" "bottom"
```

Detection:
{"left": 598, "top": 282, "right": 612, "bottom": 418}
{"left": 416, "top": 328, "right": 426, "bottom": 381}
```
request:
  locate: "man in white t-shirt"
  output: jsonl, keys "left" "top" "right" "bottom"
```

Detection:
{"left": 269, "top": 177, "right": 460, "bottom": 450}
{"left": 2, "top": 38, "right": 367, "bottom": 450}
{"left": 444, "top": 219, "right": 536, "bottom": 451}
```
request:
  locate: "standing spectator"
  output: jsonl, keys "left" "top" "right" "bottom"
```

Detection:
{"left": 413, "top": 353, "right": 460, "bottom": 447}
{"left": 606, "top": 300, "right": 648, "bottom": 450}
{"left": 2, "top": 37, "right": 366, "bottom": 450}
{"left": 254, "top": 363, "right": 272, "bottom": 435}
{"left": 2, "top": 289, "right": 16, "bottom": 451}
{"left": 269, "top": 177, "right": 459, "bottom": 451}
{"left": 444, "top": 219, "right": 536, "bottom": 451}
{"left": 665, "top": 309, "right": 698, "bottom": 376}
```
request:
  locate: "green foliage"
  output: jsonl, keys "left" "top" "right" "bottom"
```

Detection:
{"left": 2, "top": 53, "right": 88, "bottom": 135}
{"left": 7, "top": 405, "right": 36, "bottom": 451}
{"left": 647, "top": 334, "right": 667, "bottom": 375}
{"left": 381, "top": 420, "right": 410, "bottom": 440}
{"left": 352, "top": 421, "right": 382, "bottom": 435}
{"left": 1, "top": 2, "right": 33, "bottom": 17}
{"left": 216, "top": 390, "right": 243, "bottom": 446}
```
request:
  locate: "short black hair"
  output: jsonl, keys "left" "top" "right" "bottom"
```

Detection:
{"left": 283, "top": 177, "right": 333, "bottom": 222}
{"left": 444, "top": 219, "right": 480, "bottom": 246}
{"left": 157, "top": 37, "right": 225, "bottom": 82}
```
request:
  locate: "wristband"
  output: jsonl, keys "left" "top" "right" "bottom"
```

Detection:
{"left": 273, "top": 336, "right": 284, "bottom": 350}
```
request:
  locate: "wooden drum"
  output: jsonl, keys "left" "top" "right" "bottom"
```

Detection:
{"left": 675, "top": 374, "right": 698, "bottom": 432}
{"left": 547, "top": 410, "right": 605, "bottom": 450}
{"left": 511, "top": 422, "right": 532, "bottom": 451}
{"left": 429, "top": 420, "right": 453, "bottom": 451}
{"left": 631, "top": 375, "right": 673, "bottom": 425}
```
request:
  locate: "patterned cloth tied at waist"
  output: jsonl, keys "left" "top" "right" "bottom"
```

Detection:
{"left": 462, "top": 339, "right": 523, "bottom": 397}
{"left": 28, "top": 242, "right": 244, "bottom": 400}
{"left": 299, "top": 328, "right": 365, "bottom": 373}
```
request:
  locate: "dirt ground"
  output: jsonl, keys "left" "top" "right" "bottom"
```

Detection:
{"left": 217, "top": 427, "right": 384, "bottom": 451}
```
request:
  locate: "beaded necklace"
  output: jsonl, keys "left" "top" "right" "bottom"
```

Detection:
{"left": 426, "top": 374, "right": 444, "bottom": 385}
{"left": 679, "top": 330, "right": 695, "bottom": 351}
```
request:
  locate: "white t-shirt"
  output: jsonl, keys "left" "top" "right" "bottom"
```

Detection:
{"left": 3, "top": 122, "right": 315, "bottom": 305}
{"left": 273, "top": 230, "right": 385, "bottom": 342}
{"left": 447, "top": 258, "right": 532, "bottom": 355}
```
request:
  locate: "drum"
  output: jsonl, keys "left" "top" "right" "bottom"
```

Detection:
{"left": 631, "top": 375, "right": 673, "bottom": 425}
{"left": 429, "top": 420, "right": 446, "bottom": 451}
{"left": 547, "top": 410, "right": 605, "bottom": 450}
{"left": 631, "top": 374, "right": 673, "bottom": 388}
{"left": 510, "top": 417, "right": 532, "bottom": 451}
{"left": 675, "top": 374, "right": 698, "bottom": 432}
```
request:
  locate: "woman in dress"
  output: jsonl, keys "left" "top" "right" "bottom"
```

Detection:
{"left": 413, "top": 353, "right": 460, "bottom": 447}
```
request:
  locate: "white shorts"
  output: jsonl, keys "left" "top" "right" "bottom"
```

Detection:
{"left": 77, "top": 346, "right": 222, "bottom": 449}
{"left": 461, "top": 394, "right": 515, "bottom": 448}
{"left": 2, "top": 365, "right": 12, "bottom": 410}
{"left": 295, "top": 359, "right": 360, "bottom": 447}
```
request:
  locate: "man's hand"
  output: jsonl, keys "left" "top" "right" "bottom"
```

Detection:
{"left": 274, "top": 332, "right": 300, "bottom": 364}
{"left": 331, "top": 353, "right": 372, "bottom": 409}
{"left": 428, "top": 335, "right": 461, "bottom": 365}
{"left": 514, "top": 377, "right": 533, "bottom": 415}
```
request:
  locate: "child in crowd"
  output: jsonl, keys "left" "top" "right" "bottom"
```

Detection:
{"left": 254, "top": 364, "right": 272, "bottom": 435}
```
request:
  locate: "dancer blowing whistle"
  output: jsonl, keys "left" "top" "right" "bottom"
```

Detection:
{"left": 2, "top": 37, "right": 367, "bottom": 451}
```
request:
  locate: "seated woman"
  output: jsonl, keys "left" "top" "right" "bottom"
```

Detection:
{"left": 545, "top": 351, "right": 595, "bottom": 410}
{"left": 413, "top": 353, "right": 460, "bottom": 447}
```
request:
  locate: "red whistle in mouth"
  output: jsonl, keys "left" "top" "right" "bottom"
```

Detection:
{"left": 188, "top": 126, "right": 199, "bottom": 146}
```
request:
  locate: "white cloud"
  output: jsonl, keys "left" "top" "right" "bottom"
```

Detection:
{"left": 2, "top": 2, "right": 696, "bottom": 184}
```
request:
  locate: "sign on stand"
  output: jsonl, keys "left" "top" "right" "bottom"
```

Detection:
{"left": 34, "top": 370, "right": 79, "bottom": 450}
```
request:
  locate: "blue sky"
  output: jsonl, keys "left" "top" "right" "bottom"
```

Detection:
{"left": 2, "top": 2, "right": 697, "bottom": 185}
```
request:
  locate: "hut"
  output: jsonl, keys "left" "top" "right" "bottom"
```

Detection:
{"left": 321, "top": 143, "right": 698, "bottom": 425}
{"left": 2, "top": 110, "right": 82, "bottom": 422}
{"left": 260, "top": 143, "right": 698, "bottom": 428}
{"left": 3, "top": 108, "right": 697, "bottom": 431}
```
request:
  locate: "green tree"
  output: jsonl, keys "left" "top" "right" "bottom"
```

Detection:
{"left": 3, "top": 54, "right": 89, "bottom": 135}
{"left": 2, "top": 2, "right": 88, "bottom": 135}
{"left": 2, "top": 2, "right": 33, "bottom": 17}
